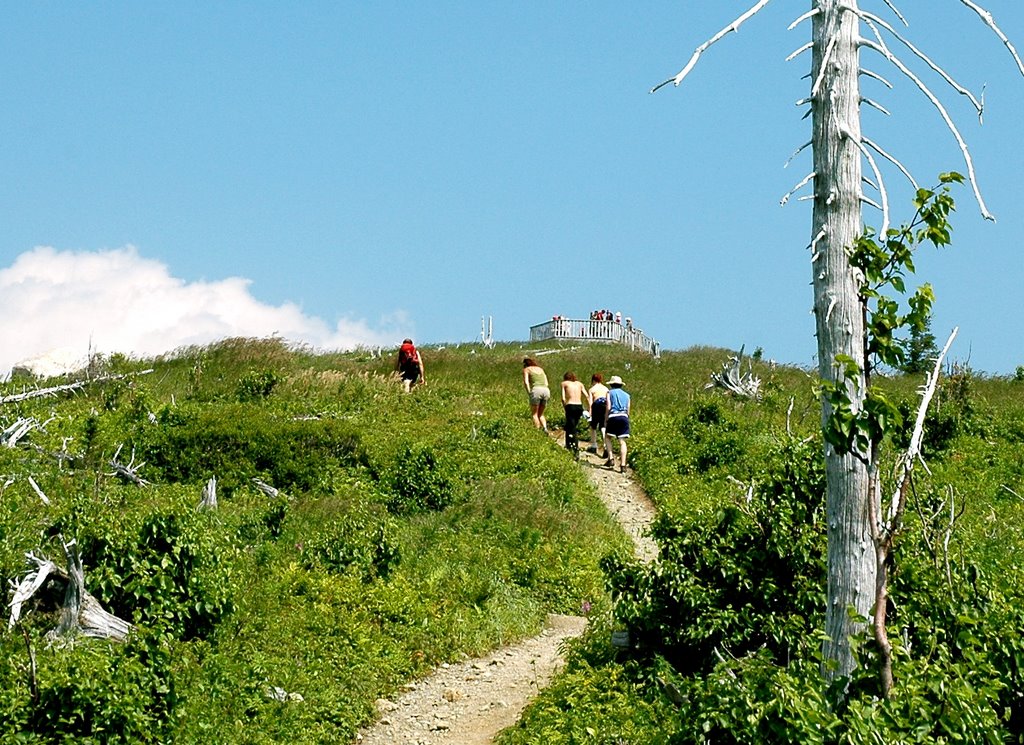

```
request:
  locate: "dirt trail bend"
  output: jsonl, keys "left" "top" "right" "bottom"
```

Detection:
{"left": 354, "top": 440, "right": 657, "bottom": 745}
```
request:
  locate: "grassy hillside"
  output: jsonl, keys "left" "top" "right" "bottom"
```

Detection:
{"left": 500, "top": 349, "right": 1024, "bottom": 743}
{"left": 0, "top": 338, "right": 635, "bottom": 743}
{"left": 3, "top": 338, "right": 1023, "bottom": 743}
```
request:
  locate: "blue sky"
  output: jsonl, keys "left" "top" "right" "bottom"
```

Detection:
{"left": 1, "top": 2, "right": 1022, "bottom": 376}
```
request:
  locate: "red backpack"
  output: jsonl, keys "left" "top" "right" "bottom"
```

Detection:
{"left": 399, "top": 342, "right": 419, "bottom": 367}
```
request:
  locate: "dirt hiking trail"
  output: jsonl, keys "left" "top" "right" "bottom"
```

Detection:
{"left": 355, "top": 438, "right": 657, "bottom": 745}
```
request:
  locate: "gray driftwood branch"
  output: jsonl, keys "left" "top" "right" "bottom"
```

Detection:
{"left": 108, "top": 444, "right": 149, "bottom": 487}
{"left": 8, "top": 541, "right": 132, "bottom": 643}
{"left": 0, "top": 369, "right": 154, "bottom": 406}
{"left": 708, "top": 347, "right": 762, "bottom": 399}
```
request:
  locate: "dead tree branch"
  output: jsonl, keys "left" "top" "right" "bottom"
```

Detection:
{"left": 869, "top": 327, "right": 957, "bottom": 697}
{"left": 7, "top": 552, "right": 58, "bottom": 630}
{"left": 252, "top": 478, "right": 283, "bottom": 499}
{"left": 708, "top": 347, "right": 762, "bottom": 399}
{"left": 859, "top": 20, "right": 993, "bottom": 219}
{"left": 958, "top": 0, "right": 1024, "bottom": 76}
{"left": 0, "top": 369, "right": 154, "bottom": 406}
{"left": 651, "top": 0, "right": 774, "bottom": 93}
{"left": 108, "top": 444, "right": 149, "bottom": 487}
{"left": 27, "top": 477, "right": 50, "bottom": 506}
{"left": 2, "top": 418, "right": 39, "bottom": 448}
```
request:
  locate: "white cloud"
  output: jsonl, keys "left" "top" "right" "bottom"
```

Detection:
{"left": 0, "top": 246, "right": 407, "bottom": 377}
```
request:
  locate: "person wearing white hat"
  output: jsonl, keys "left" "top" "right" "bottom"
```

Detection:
{"left": 603, "top": 375, "right": 631, "bottom": 473}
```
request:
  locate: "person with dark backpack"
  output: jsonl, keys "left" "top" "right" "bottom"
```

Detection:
{"left": 396, "top": 338, "right": 425, "bottom": 392}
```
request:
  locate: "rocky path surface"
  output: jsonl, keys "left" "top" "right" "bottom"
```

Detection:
{"left": 354, "top": 438, "right": 657, "bottom": 745}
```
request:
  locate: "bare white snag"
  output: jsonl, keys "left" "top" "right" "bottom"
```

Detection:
{"left": 654, "top": 0, "right": 1021, "bottom": 694}
{"left": 8, "top": 542, "right": 132, "bottom": 643}
{"left": 707, "top": 347, "right": 762, "bottom": 399}
{"left": 198, "top": 476, "right": 218, "bottom": 510}
{"left": 886, "top": 327, "right": 959, "bottom": 524}
{"left": 55, "top": 539, "right": 132, "bottom": 642}
{"left": 869, "top": 327, "right": 958, "bottom": 696}
{"left": 8, "top": 552, "right": 57, "bottom": 630}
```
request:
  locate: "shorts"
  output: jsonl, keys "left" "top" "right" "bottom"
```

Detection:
{"left": 590, "top": 400, "right": 607, "bottom": 428}
{"left": 529, "top": 386, "right": 551, "bottom": 406}
{"left": 606, "top": 415, "right": 630, "bottom": 438}
{"left": 400, "top": 363, "right": 420, "bottom": 384}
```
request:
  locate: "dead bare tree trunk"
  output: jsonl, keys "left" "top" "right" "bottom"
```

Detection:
{"left": 810, "top": 0, "right": 875, "bottom": 686}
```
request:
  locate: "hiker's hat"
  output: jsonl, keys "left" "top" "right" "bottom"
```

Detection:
{"left": 608, "top": 375, "right": 624, "bottom": 387}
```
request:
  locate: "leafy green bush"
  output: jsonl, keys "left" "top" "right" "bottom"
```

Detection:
{"left": 236, "top": 369, "right": 281, "bottom": 402}
{"left": 300, "top": 502, "right": 400, "bottom": 579}
{"left": 80, "top": 506, "right": 240, "bottom": 641}
{"left": 384, "top": 444, "right": 458, "bottom": 514}
{"left": 498, "top": 659, "right": 680, "bottom": 745}
{"left": 1, "top": 628, "right": 179, "bottom": 744}
{"left": 605, "top": 435, "right": 826, "bottom": 676}
{"left": 137, "top": 403, "right": 365, "bottom": 493}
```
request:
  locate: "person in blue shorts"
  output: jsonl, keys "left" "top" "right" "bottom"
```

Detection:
{"left": 603, "top": 375, "right": 631, "bottom": 473}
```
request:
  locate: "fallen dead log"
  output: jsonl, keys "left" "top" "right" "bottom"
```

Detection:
{"left": 1, "top": 418, "right": 39, "bottom": 448}
{"left": 108, "top": 444, "right": 149, "bottom": 487}
{"left": 0, "top": 369, "right": 154, "bottom": 405}
{"left": 8, "top": 540, "right": 132, "bottom": 643}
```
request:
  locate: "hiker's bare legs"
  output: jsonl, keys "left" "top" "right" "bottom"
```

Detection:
{"left": 532, "top": 402, "right": 548, "bottom": 431}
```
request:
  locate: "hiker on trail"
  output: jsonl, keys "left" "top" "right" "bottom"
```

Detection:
{"left": 603, "top": 375, "right": 631, "bottom": 473}
{"left": 587, "top": 373, "right": 610, "bottom": 455}
{"left": 522, "top": 357, "right": 550, "bottom": 431}
{"left": 560, "top": 372, "right": 590, "bottom": 459}
{"left": 396, "top": 338, "right": 425, "bottom": 393}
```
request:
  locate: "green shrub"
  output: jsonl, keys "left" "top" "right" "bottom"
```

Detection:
{"left": 498, "top": 659, "right": 680, "bottom": 744}
{"left": 679, "top": 400, "right": 745, "bottom": 474}
{"left": 81, "top": 507, "right": 240, "bottom": 641}
{"left": 137, "top": 404, "right": 365, "bottom": 493}
{"left": 300, "top": 503, "right": 400, "bottom": 579}
{"left": 236, "top": 370, "right": 281, "bottom": 402}
{"left": 605, "top": 435, "right": 826, "bottom": 676}
{"left": 3, "top": 628, "right": 179, "bottom": 743}
{"left": 384, "top": 444, "right": 458, "bottom": 514}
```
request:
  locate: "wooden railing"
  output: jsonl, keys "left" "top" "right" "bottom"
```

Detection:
{"left": 529, "top": 318, "right": 661, "bottom": 357}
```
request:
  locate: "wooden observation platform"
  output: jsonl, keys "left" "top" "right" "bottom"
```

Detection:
{"left": 529, "top": 317, "right": 661, "bottom": 358}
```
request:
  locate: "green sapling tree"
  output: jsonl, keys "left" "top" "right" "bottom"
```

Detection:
{"left": 818, "top": 175, "right": 961, "bottom": 697}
